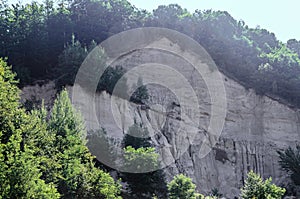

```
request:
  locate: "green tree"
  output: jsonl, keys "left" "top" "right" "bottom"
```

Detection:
{"left": 168, "top": 174, "right": 199, "bottom": 199}
{"left": 25, "top": 104, "right": 62, "bottom": 184}
{"left": 98, "top": 65, "right": 128, "bottom": 98}
{"left": 48, "top": 89, "right": 122, "bottom": 198}
{"left": 287, "top": 39, "right": 300, "bottom": 57}
{"left": 69, "top": 0, "right": 139, "bottom": 44}
{"left": 0, "top": 58, "right": 60, "bottom": 198}
{"left": 130, "top": 77, "right": 149, "bottom": 104}
{"left": 1, "top": 2, "right": 52, "bottom": 84}
{"left": 121, "top": 146, "right": 167, "bottom": 199}
{"left": 87, "top": 128, "right": 118, "bottom": 170}
{"left": 123, "top": 121, "right": 151, "bottom": 149}
{"left": 123, "top": 146, "right": 159, "bottom": 172}
{"left": 278, "top": 145, "right": 300, "bottom": 185}
{"left": 121, "top": 122, "right": 167, "bottom": 198}
{"left": 56, "top": 35, "right": 94, "bottom": 88}
{"left": 149, "top": 4, "right": 191, "bottom": 30}
{"left": 56, "top": 36, "right": 105, "bottom": 90}
{"left": 240, "top": 171, "right": 285, "bottom": 199}
{"left": 56, "top": 36, "right": 128, "bottom": 97}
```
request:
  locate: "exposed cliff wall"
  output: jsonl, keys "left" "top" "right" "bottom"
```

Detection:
{"left": 20, "top": 36, "right": 300, "bottom": 198}
{"left": 21, "top": 73, "right": 300, "bottom": 198}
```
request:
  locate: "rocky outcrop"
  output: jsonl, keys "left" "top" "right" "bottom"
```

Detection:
{"left": 20, "top": 37, "right": 300, "bottom": 198}
{"left": 22, "top": 77, "right": 300, "bottom": 198}
{"left": 20, "top": 81, "right": 57, "bottom": 110}
{"left": 70, "top": 80, "right": 300, "bottom": 198}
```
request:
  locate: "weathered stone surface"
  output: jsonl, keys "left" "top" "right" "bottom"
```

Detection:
{"left": 20, "top": 42, "right": 300, "bottom": 198}
{"left": 20, "top": 81, "right": 57, "bottom": 110}
{"left": 22, "top": 78, "right": 300, "bottom": 198}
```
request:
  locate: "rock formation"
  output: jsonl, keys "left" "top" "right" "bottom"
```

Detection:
{"left": 20, "top": 37, "right": 300, "bottom": 198}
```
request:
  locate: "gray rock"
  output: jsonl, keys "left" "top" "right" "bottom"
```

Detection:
{"left": 21, "top": 39, "right": 300, "bottom": 198}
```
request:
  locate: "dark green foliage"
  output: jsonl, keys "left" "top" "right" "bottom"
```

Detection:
{"left": 123, "top": 121, "right": 151, "bottom": 149}
{"left": 278, "top": 145, "right": 300, "bottom": 185}
{"left": 123, "top": 146, "right": 159, "bottom": 172}
{"left": 167, "top": 174, "right": 199, "bottom": 199}
{"left": 121, "top": 147, "right": 168, "bottom": 199}
{"left": 240, "top": 171, "right": 285, "bottom": 199}
{"left": 287, "top": 39, "right": 300, "bottom": 57}
{"left": 257, "top": 44, "right": 300, "bottom": 97}
{"left": 121, "top": 122, "right": 167, "bottom": 199}
{"left": 2, "top": 0, "right": 300, "bottom": 107}
{"left": 98, "top": 65, "right": 129, "bottom": 98}
{"left": 23, "top": 96, "right": 42, "bottom": 111}
{"left": 0, "top": 2, "right": 72, "bottom": 85}
{"left": 130, "top": 77, "right": 149, "bottom": 104}
{"left": 210, "top": 188, "right": 223, "bottom": 198}
{"left": 56, "top": 36, "right": 129, "bottom": 96}
{"left": 56, "top": 35, "right": 90, "bottom": 88}
{"left": 68, "top": 0, "right": 130, "bottom": 43}
{"left": 87, "top": 128, "right": 118, "bottom": 170}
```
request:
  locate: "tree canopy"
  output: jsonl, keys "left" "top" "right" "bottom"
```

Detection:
{"left": 240, "top": 171, "right": 286, "bottom": 199}
{"left": 167, "top": 174, "right": 198, "bottom": 199}
{"left": 0, "top": 58, "right": 60, "bottom": 198}
{"left": 0, "top": 0, "right": 298, "bottom": 198}
{"left": 278, "top": 145, "right": 300, "bottom": 186}
{"left": 121, "top": 122, "right": 168, "bottom": 198}
{"left": 0, "top": 58, "right": 122, "bottom": 198}
{"left": 1, "top": 0, "right": 300, "bottom": 106}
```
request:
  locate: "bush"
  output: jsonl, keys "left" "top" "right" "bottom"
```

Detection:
{"left": 121, "top": 122, "right": 167, "bottom": 198}
{"left": 130, "top": 77, "right": 149, "bottom": 104}
{"left": 123, "top": 121, "right": 152, "bottom": 149}
{"left": 98, "top": 65, "right": 129, "bottom": 98}
{"left": 278, "top": 145, "right": 300, "bottom": 185}
{"left": 168, "top": 174, "right": 199, "bottom": 199}
{"left": 56, "top": 36, "right": 129, "bottom": 98}
{"left": 240, "top": 171, "right": 285, "bottom": 199}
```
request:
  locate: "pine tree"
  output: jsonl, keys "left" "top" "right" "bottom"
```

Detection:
{"left": 278, "top": 145, "right": 300, "bottom": 185}
{"left": 48, "top": 89, "right": 122, "bottom": 199}
{"left": 27, "top": 104, "right": 61, "bottom": 185}
{"left": 0, "top": 58, "right": 60, "bottom": 198}
{"left": 123, "top": 121, "right": 152, "bottom": 149}
{"left": 56, "top": 35, "right": 89, "bottom": 88}
{"left": 240, "top": 171, "right": 285, "bottom": 199}
{"left": 87, "top": 128, "right": 118, "bottom": 170}
{"left": 130, "top": 77, "right": 149, "bottom": 104}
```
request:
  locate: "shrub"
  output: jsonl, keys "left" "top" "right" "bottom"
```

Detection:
{"left": 240, "top": 171, "right": 285, "bottom": 199}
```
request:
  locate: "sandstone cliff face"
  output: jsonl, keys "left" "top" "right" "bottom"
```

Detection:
{"left": 20, "top": 35, "right": 300, "bottom": 197}
{"left": 105, "top": 44, "right": 299, "bottom": 197}
{"left": 21, "top": 74, "right": 300, "bottom": 198}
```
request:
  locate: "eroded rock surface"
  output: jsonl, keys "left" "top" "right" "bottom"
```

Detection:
{"left": 71, "top": 82, "right": 300, "bottom": 198}
{"left": 21, "top": 41, "right": 300, "bottom": 198}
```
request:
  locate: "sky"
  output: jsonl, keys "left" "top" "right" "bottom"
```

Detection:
{"left": 8, "top": 0, "right": 300, "bottom": 42}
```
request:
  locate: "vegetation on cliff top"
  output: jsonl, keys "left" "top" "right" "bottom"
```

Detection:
{"left": 1, "top": 0, "right": 300, "bottom": 106}
{"left": 0, "top": 0, "right": 298, "bottom": 198}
